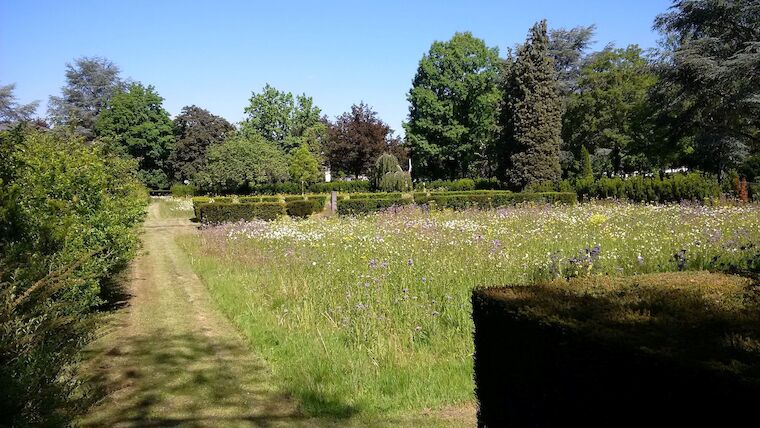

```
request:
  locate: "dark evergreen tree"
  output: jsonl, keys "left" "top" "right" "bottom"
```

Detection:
{"left": 501, "top": 20, "right": 563, "bottom": 188}
{"left": 169, "top": 106, "right": 234, "bottom": 183}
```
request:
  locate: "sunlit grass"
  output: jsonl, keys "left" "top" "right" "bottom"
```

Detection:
{"left": 179, "top": 202, "right": 760, "bottom": 417}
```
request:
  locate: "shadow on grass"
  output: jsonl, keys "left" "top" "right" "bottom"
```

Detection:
{"left": 78, "top": 327, "right": 358, "bottom": 426}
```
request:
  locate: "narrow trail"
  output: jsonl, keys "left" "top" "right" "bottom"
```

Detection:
{"left": 79, "top": 203, "right": 320, "bottom": 427}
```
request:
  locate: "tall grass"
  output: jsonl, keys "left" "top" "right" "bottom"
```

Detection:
{"left": 179, "top": 202, "right": 760, "bottom": 417}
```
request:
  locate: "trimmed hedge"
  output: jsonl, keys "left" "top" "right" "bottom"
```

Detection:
{"left": 576, "top": 173, "right": 720, "bottom": 202}
{"left": 170, "top": 183, "right": 195, "bottom": 197}
{"left": 473, "top": 272, "right": 760, "bottom": 427}
{"left": 286, "top": 199, "right": 322, "bottom": 218}
{"left": 415, "top": 178, "right": 505, "bottom": 191}
{"left": 310, "top": 180, "right": 371, "bottom": 193}
{"left": 414, "top": 191, "right": 577, "bottom": 208}
{"left": 337, "top": 197, "right": 412, "bottom": 215}
{"left": 347, "top": 192, "right": 403, "bottom": 200}
{"left": 199, "top": 202, "right": 285, "bottom": 223}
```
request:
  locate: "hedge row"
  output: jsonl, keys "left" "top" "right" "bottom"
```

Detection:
{"left": 472, "top": 272, "right": 760, "bottom": 427}
{"left": 245, "top": 180, "right": 371, "bottom": 195}
{"left": 413, "top": 191, "right": 577, "bottom": 209}
{"left": 198, "top": 202, "right": 286, "bottom": 223}
{"left": 337, "top": 197, "right": 412, "bottom": 215}
{"left": 575, "top": 173, "right": 720, "bottom": 202}
{"left": 415, "top": 178, "right": 505, "bottom": 191}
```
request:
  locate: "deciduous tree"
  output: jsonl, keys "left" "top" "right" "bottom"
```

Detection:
{"left": 169, "top": 106, "right": 234, "bottom": 183}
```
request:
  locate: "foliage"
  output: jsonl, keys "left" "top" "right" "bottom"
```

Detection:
{"left": 48, "top": 57, "right": 125, "bottom": 140}
{"left": 0, "top": 129, "right": 146, "bottom": 425}
{"left": 501, "top": 20, "right": 563, "bottom": 188}
{"left": 195, "top": 132, "right": 289, "bottom": 194}
{"left": 413, "top": 190, "right": 577, "bottom": 208}
{"left": 548, "top": 25, "right": 596, "bottom": 94}
{"left": 95, "top": 83, "right": 176, "bottom": 189}
{"left": 575, "top": 173, "right": 720, "bottom": 202}
{"left": 183, "top": 203, "right": 760, "bottom": 416}
{"left": 0, "top": 83, "right": 39, "bottom": 127}
{"left": 562, "top": 45, "right": 658, "bottom": 174}
{"left": 326, "top": 102, "right": 404, "bottom": 177}
{"left": 286, "top": 199, "right": 322, "bottom": 218}
{"left": 371, "top": 153, "right": 411, "bottom": 192}
{"left": 404, "top": 32, "right": 501, "bottom": 179}
{"left": 169, "top": 105, "right": 234, "bottom": 183}
{"left": 170, "top": 183, "right": 195, "bottom": 197}
{"left": 337, "top": 196, "right": 411, "bottom": 215}
{"left": 289, "top": 143, "right": 321, "bottom": 193}
{"left": 653, "top": 0, "right": 760, "bottom": 177}
{"left": 198, "top": 202, "right": 285, "bottom": 223}
{"left": 416, "top": 178, "right": 505, "bottom": 192}
{"left": 579, "top": 146, "right": 593, "bottom": 180}
{"left": 242, "top": 84, "right": 325, "bottom": 155}
{"left": 311, "top": 180, "right": 371, "bottom": 194}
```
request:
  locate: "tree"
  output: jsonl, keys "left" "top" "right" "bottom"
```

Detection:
{"left": 326, "top": 102, "right": 404, "bottom": 178}
{"left": 653, "top": 0, "right": 760, "bottom": 177}
{"left": 0, "top": 83, "right": 39, "bottom": 128}
{"left": 579, "top": 145, "right": 593, "bottom": 180}
{"left": 289, "top": 143, "right": 320, "bottom": 193}
{"left": 562, "top": 45, "right": 658, "bottom": 174}
{"left": 548, "top": 25, "right": 596, "bottom": 94}
{"left": 196, "top": 133, "right": 289, "bottom": 194}
{"left": 95, "top": 83, "right": 175, "bottom": 189}
{"left": 404, "top": 32, "right": 501, "bottom": 180}
{"left": 169, "top": 106, "right": 234, "bottom": 183}
{"left": 48, "top": 57, "right": 125, "bottom": 140}
{"left": 242, "top": 84, "right": 324, "bottom": 153}
{"left": 372, "top": 153, "right": 411, "bottom": 192}
{"left": 500, "top": 20, "right": 563, "bottom": 188}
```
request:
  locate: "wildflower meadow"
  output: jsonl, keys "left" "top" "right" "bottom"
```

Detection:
{"left": 180, "top": 202, "right": 760, "bottom": 416}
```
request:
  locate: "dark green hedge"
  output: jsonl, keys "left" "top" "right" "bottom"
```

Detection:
{"left": 286, "top": 199, "right": 322, "bottom": 218}
{"left": 310, "top": 180, "right": 371, "bottom": 193}
{"left": 348, "top": 192, "right": 403, "bottom": 200}
{"left": 415, "top": 178, "right": 505, "bottom": 191}
{"left": 199, "top": 202, "right": 285, "bottom": 223}
{"left": 575, "top": 173, "right": 720, "bottom": 202}
{"left": 337, "top": 197, "right": 412, "bottom": 215}
{"left": 414, "top": 191, "right": 576, "bottom": 208}
{"left": 472, "top": 272, "right": 760, "bottom": 427}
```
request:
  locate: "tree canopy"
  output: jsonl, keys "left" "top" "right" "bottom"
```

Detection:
{"left": 95, "top": 83, "right": 175, "bottom": 189}
{"left": 404, "top": 32, "right": 501, "bottom": 180}
{"left": 169, "top": 105, "right": 234, "bottom": 183}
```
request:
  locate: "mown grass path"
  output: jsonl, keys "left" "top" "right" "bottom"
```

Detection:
{"left": 78, "top": 202, "right": 324, "bottom": 427}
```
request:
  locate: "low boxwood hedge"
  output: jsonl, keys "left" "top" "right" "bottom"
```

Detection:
{"left": 286, "top": 199, "right": 322, "bottom": 218}
{"left": 472, "top": 272, "right": 760, "bottom": 427}
{"left": 199, "top": 202, "right": 285, "bottom": 223}
{"left": 337, "top": 197, "right": 411, "bottom": 215}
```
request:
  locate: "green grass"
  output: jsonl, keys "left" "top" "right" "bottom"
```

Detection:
{"left": 154, "top": 196, "right": 194, "bottom": 219}
{"left": 179, "top": 202, "right": 760, "bottom": 418}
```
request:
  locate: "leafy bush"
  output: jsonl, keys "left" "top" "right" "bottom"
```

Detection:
{"left": 0, "top": 129, "right": 147, "bottom": 425}
{"left": 170, "top": 183, "right": 195, "bottom": 197}
{"left": 199, "top": 202, "right": 286, "bottom": 223}
{"left": 348, "top": 192, "right": 403, "bottom": 200}
{"left": 337, "top": 197, "right": 411, "bottom": 215}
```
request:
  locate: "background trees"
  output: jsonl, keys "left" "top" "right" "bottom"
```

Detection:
{"left": 0, "top": 83, "right": 39, "bottom": 128}
{"left": 500, "top": 20, "right": 563, "bottom": 188}
{"left": 404, "top": 32, "right": 501, "bottom": 180}
{"left": 48, "top": 57, "right": 125, "bottom": 140}
{"left": 653, "top": 0, "right": 760, "bottom": 179}
{"left": 562, "top": 45, "right": 657, "bottom": 175}
{"left": 169, "top": 106, "right": 234, "bottom": 183}
{"left": 289, "top": 143, "right": 321, "bottom": 193}
{"left": 95, "top": 83, "right": 175, "bottom": 189}
{"left": 326, "top": 102, "right": 405, "bottom": 178}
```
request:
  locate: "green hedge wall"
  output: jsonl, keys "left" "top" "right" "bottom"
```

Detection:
{"left": 414, "top": 191, "right": 576, "bottom": 208}
{"left": 575, "top": 173, "right": 720, "bottom": 202}
{"left": 286, "top": 199, "right": 322, "bottom": 218}
{"left": 337, "top": 197, "right": 412, "bottom": 215}
{"left": 199, "top": 202, "right": 285, "bottom": 223}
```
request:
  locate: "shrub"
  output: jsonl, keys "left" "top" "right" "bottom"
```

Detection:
{"left": 337, "top": 197, "right": 411, "bottom": 215}
{"left": 191, "top": 196, "right": 210, "bottom": 218}
{"left": 170, "top": 183, "right": 195, "bottom": 197}
{"left": 199, "top": 202, "right": 285, "bottom": 223}
{"left": 0, "top": 129, "right": 147, "bottom": 425}
{"left": 348, "top": 192, "right": 403, "bottom": 200}
{"left": 286, "top": 199, "right": 321, "bottom": 218}
{"left": 310, "top": 180, "right": 371, "bottom": 193}
{"left": 414, "top": 191, "right": 576, "bottom": 208}
{"left": 473, "top": 272, "right": 760, "bottom": 427}
{"left": 576, "top": 173, "right": 720, "bottom": 203}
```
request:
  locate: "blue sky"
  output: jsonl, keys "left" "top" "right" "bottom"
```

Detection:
{"left": 1, "top": 0, "right": 672, "bottom": 135}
